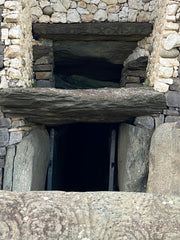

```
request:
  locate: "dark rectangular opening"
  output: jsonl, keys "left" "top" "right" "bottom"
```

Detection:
{"left": 46, "top": 123, "right": 118, "bottom": 192}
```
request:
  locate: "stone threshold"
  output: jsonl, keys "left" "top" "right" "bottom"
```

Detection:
{"left": 0, "top": 87, "right": 166, "bottom": 125}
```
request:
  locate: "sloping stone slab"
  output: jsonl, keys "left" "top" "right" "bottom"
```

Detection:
{"left": 0, "top": 191, "right": 179, "bottom": 239}
{"left": 0, "top": 88, "right": 166, "bottom": 125}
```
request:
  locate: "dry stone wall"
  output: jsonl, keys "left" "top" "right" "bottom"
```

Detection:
{"left": 30, "top": 0, "right": 158, "bottom": 24}
{"left": 0, "top": 0, "right": 33, "bottom": 88}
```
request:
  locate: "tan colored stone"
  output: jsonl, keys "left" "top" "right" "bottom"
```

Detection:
{"left": 36, "top": 72, "right": 52, "bottom": 80}
{"left": 51, "top": 12, "right": 66, "bottom": 23}
{"left": 102, "top": 0, "right": 117, "bottom": 4}
{"left": 31, "top": 6, "right": 43, "bottom": 17}
{"left": 78, "top": 1, "right": 87, "bottom": 8}
{"left": 5, "top": 45, "right": 20, "bottom": 58}
{"left": 107, "top": 4, "right": 120, "bottom": 13}
{"left": 1, "top": 28, "right": 9, "bottom": 40}
{"left": 81, "top": 14, "right": 94, "bottom": 22}
{"left": 39, "top": 15, "right": 50, "bottom": 23}
{"left": 87, "top": 4, "right": 98, "bottom": 14}
{"left": 7, "top": 68, "right": 22, "bottom": 80}
{"left": 147, "top": 122, "right": 180, "bottom": 196}
{"left": 61, "top": 0, "right": 71, "bottom": 9}
{"left": 154, "top": 81, "right": 169, "bottom": 92}
{"left": 39, "top": 0, "right": 50, "bottom": 9}
{"left": 137, "top": 11, "right": 150, "bottom": 22}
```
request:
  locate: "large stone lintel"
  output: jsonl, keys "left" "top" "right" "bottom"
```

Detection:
{"left": 0, "top": 88, "right": 166, "bottom": 125}
{"left": 33, "top": 22, "right": 153, "bottom": 41}
{"left": 0, "top": 191, "right": 179, "bottom": 239}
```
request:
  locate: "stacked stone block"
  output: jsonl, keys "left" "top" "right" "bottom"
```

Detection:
{"left": 33, "top": 40, "right": 54, "bottom": 88}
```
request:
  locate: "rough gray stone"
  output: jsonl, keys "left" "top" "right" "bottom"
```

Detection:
{"left": 11, "top": 128, "right": 49, "bottom": 191}
{"left": 169, "top": 78, "right": 180, "bottom": 91}
{"left": 12, "top": 120, "right": 25, "bottom": 128}
{"left": 8, "top": 131, "right": 23, "bottom": 145}
{"left": 165, "top": 116, "right": 180, "bottom": 123}
{"left": 43, "top": 6, "right": 53, "bottom": 16}
{"left": 0, "top": 158, "right": 4, "bottom": 168}
{"left": 154, "top": 114, "right": 164, "bottom": 128}
{"left": 0, "top": 191, "right": 179, "bottom": 239}
{"left": 163, "top": 108, "right": 179, "bottom": 116}
{"left": 0, "top": 88, "right": 166, "bottom": 125}
{"left": 0, "top": 117, "right": 11, "bottom": 128}
{"left": 159, "top": 48, "right": 179, "bottom": 58}
{"left": 118, "top": 123, "right": 152, "bottom": 192}
{"left": 3, "top": 145, "right": 15, "bottom": 191}
{"left": 134, "top": 116, "right": 155, "bottom": 130}
{"left": 0, "top": 147, "right": 6, "bottom": 157}
{"left": 36, "top": 80, "right": 55, "bottom": 88}
{"left": 0, "top": 128, "right": 9, "bottom": 147}
{"left": 165, "top": 91, "right": 180, "bottom": 107}
{"left": 147, "top": 122, "right": 180, "bottom": 196}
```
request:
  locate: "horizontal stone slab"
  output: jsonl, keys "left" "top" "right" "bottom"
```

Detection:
{"left": 33, "top": 22, "right": 153, "bottom": 41}
{"left": 0, "top": 191, "right": 179, "bottom": 239}
{"left": 0, "top": 88, "right": 166, "bottom": 125}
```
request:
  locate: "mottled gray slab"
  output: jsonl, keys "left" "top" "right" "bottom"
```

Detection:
{"left": 0, "top": 191, "right": 179, "bottom": 240}
{"left": 0, "top": 88, "right": 166, "bottom": 125}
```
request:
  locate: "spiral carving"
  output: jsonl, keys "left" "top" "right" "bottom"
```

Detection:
{"left": 0, "top": 191, "right": 179, "bottom": 239}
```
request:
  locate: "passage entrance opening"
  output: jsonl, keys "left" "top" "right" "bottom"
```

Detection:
{"left": 46, "top": 123, "right": 118, "bottom": 192}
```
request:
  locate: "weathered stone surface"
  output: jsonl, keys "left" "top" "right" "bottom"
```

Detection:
{"left": 0, "top": 128, "right": 9, "bottom": 147}
{"left": 3, "top": 145, "right": 15, "bottom": 191}
{"left": 164, "top": 33, "right": 180, "bottom": 50}
{"left": 165, "top": 90, "right": 180, "bottom": 107}
{"left": 0, "top": 147, "right": 6, "bottom": 157}
{"left": 33, "top": 22, "right": 153, "bottom": 41}
{"left": 4, "top": 128, "right": 50, "bottom": 191}
{"left": 0, "top": 88, "right": 166, "bottom": 125}
{"left": 0, "top": 117, "right": 11, "bottom": 128}
{"left": 8, "top": 131, "right": 23, "bottom": 145}
{"left": 134, "top": 116, "right": 154, "bottom": 130}
{"left": 118, "top": 123, "right": 152, "bottom": 192}
{"left": 147, "top": 122, "right": 180, "bottom": 196}
{"left": 165, "top": 116, "right": 180, "bottom": 123}
{"left": 0, "top": 191, "right": 179, "bottom": 239}
{"left": 169, "top": 78, "right": 180, "bottom": 91}
{"left": 159, "top": 48, "right": 179, "bottom": 58}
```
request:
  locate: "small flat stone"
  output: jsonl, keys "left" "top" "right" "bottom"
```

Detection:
{"left": 0, "top": 117, "right": 11, "bottom": 128}
{"left": 165, "top": 90, "right": 180, "bottom": 107}
{"left": 165, "top": 116, "right": 180, "bottom": 123}
{"left": 0, "top": 128, "right": 9, "bottom": 147}
{"left": 134, "top": 116, "right": 155, "bottom": 130}
{"left": 8, "top": 131, "right": 23, "bottom": 145}
{"left": 0, "top": 147, "right": 6, "bottom": 157}
{"left": 159, "top": 49, "right": 179, "bottom": 58}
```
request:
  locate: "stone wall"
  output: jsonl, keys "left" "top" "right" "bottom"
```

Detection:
{"left": 30, "top": 0, "right": 159, "bottom": 24}
{"left": 0, "top": 0, "right": 33, "bottom": 88}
